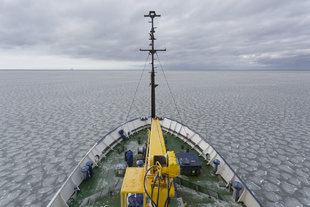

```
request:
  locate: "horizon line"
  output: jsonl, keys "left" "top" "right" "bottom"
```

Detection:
{"left": 1, "top": 68, "right": 309, "bottom": 71}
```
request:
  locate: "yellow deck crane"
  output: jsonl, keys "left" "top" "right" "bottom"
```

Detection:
{"left": 121, "top": 118, "right": 180, "bottom": 207}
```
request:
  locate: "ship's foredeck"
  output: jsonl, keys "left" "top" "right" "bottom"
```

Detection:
{"left": 67, "top": 128, "right": 244, "bottom": 207}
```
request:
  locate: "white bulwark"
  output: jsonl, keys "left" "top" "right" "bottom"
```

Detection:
{"left": 47, "top": 117, "right": 262, "bottom": 207}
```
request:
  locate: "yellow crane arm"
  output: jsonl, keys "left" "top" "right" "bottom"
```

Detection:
{"left": 121, "top": 118, "right": 180, "bottom": 207}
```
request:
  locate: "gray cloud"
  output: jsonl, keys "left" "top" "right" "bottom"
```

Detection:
{"left": 0, "top": 0, "right": 310, "bottom": 69}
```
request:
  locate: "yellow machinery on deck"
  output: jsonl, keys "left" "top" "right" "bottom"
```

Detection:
{"left": 121, "top": 118, "right": 180, "bottom": 207}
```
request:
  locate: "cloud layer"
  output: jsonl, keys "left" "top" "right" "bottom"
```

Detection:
{"left": 1, "top": 0, "right": 310, "bottom": 69}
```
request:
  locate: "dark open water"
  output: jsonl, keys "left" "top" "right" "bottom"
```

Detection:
{"left": 0, "top": 70, "right": 309, "bottom": 207}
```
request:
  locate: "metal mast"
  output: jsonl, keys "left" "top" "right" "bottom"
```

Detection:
{"left": 140, "top": 11, "right": 166, "bottom": 119}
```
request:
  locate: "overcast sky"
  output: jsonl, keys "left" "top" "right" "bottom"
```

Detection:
{"left": 1, "top": 0, "right": 310, "bottom": 70}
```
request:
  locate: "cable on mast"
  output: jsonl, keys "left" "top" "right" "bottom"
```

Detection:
{"left": 156, "top": 52, "right": 189, "bottom": 137}
{"left": 125, "top": 53, "right": 150, "bottom": 122}
{"left": 140, "top": 11, "right": 166, "bottom": 118}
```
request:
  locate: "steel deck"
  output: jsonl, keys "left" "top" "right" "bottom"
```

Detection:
{"left": 67, "top": 129, "right": 244, "bottom": 207}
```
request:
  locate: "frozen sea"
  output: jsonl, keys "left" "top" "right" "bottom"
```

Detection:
{"left": 0, "top": 70, "right": 309, "bottom": 207}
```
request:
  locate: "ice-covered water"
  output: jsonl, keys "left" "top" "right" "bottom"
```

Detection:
{"left": 0, "top": 70, "right": 309, "bottom": 207}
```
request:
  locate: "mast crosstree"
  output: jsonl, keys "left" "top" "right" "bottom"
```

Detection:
{"left": 140, "top": 11, "right": 166, "bottom": 119}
